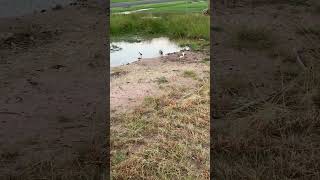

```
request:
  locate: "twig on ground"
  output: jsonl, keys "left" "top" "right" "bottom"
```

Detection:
{"left": 294, "top": 48, "right": 307, "bottom": 70}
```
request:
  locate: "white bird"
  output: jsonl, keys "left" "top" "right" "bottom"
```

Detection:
{"left": 179, "top": 52, "right": 185, "bottom": 59}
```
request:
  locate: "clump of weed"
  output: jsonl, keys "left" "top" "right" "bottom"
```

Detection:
{"left": 183, "top": 70, "right": 197, "bottom": 79}
{"left": 112, "top": 151, "right": 127, "bottom": 165}
{"left": 111, "top": 67, "right": 128, "bottom": 78}
{"left": 201, "top": 58, "right": 210, "bottom": 64}
{"left": 296, "top": 26, "right": 320, "bottom": 38}
{"left": 230, "top": 26, "right": 276, "bottom": 50}
{"left": 155, "top": 76, "right": 168, "bottom": 84}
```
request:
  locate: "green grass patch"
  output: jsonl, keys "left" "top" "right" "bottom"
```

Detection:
{"left": 183, "top": 70, "right": 197, "bottom": 79}
{"left": 155, "top": 76, "right": 169, "bottom": 84}
{"left": 112, "top": 151, "right": 127, "bottom": 165}
{"left": 111, "top": 13, "right": 209, "bottom": 40}
{"left": 175, "top": 39, "right": 209, "bottom": 51}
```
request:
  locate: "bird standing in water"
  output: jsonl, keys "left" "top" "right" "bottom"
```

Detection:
{"left": 159, "top": 50, "right": 163, "bottom": 56}
{"left": 138, "top": 52, "right": 142, "bottom": 60}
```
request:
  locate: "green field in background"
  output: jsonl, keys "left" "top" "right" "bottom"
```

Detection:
{"left": 111, "top": 0, "right": 140, "bottom": 3}
{"left": 111, "top": 1, "right": 208, "bottom": 13}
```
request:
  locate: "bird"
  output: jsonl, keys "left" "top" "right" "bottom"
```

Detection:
{"left": 179, "top": 52, "right": 185, "bottom": 59}
{"left": 159, "top": 50, "right": 163, "bottom": 56}
{"left": 138, "top": 52, "right": 142, "bottom": 60}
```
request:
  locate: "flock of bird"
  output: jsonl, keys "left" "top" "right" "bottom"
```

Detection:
{"left": 137, "top": 47, "right": 189, "bottom": 60}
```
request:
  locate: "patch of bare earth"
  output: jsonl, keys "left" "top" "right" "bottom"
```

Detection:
{"left": 0, "top": 2, "right": 107, "bottom": 179}
{"left": 111, "top": 51, "right": 208, "bottom": 113}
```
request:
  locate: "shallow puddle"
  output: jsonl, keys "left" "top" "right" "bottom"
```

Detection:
{"left": 111, "top": 37, "right": 185, "bottom": 67}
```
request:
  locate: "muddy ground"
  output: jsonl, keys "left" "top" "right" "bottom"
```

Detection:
{"left": 0, "top": 1, "right": 108, "bottom": 178}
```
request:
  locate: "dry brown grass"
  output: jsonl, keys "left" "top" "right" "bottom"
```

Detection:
{"left": 213, "top": 76, "right": 320, "bottom": 178}
{"left": 111, "top": 75, "right": 210, "bottom": 179}
{"left": 0, "top": 142, "right": 106, "bottom": 180}
{"left": 214, "top": 59, "right": 320, "bottom": 179}
{"left": 213, "top": 1, "right": 320, "bottom": 179}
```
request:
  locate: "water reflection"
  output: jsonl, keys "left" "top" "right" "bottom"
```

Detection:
{"left": 110, "top": 37, "right": 184, "bottom": 67}
{"left": 114, "top": 8, "right": 154, "bottom": 15}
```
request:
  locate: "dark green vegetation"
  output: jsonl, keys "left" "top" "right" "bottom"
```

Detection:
{"left": 155, "top": 76, "right": 169, "bottom": 84}
{"left": 183, "top": 70, "right": 197, "bottom": 79}
{"left": 110, "top": 14, "right": 209, "bottom": 40}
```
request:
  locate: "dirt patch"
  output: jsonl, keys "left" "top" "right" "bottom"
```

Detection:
{"left": 111, "top": 51, "right": 209, "bottom": 114}
{"left": 0, "top": 2, "right": 107, "bottom": 179}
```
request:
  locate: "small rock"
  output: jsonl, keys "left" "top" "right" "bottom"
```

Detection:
{"left": 51, "top": 64, "right": 66, "bottom": 69}
{"left": 27, "top": 79, "right": 38, "bottom": 86}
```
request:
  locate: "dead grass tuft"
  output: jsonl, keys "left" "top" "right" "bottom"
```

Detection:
{"left": 183, "top": 70, "right": 197, "bottom": 79}
{"left": 111, "top": 67, "right": 128, "bottom": 78}
{"left": 155, "top": 76, "right": 169, "bottom": 85}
